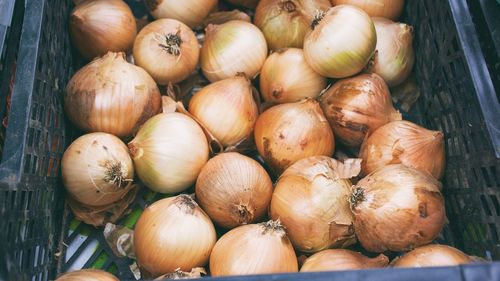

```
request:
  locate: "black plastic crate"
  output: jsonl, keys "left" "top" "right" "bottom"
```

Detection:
{"left": 0, "top": 0, "right": 499, "bottom": 280}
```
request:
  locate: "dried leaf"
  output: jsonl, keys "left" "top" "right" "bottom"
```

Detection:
{"left": 130, "top": 262, "right": 141, "bottom": 280}
{"left": 162, "top": 96, "right": 177, "bottom": 114}
{"left": 391, "top": 75, "right": 421, "bottom": 112}
{"left": 155, "top": 268, "right": 207, "bottom": 280}
{"left": 224, "top": 135, "right": 257, "bottom": 154}
{"left": 202, "top": 10, "right": 251, "bottom": 28}
{"left": 103, "top": 223, "right": 135, "bottom": 259}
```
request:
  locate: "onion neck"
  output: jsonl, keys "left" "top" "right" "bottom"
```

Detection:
{"left": 260, "top": 219, "right": 287, "bottom": 238}
{"left": 311, "top": 10, "right": 326, "bottom": 30}
{"left": 234, "top": 204, "right": 253, "bottom": 224}
{"left": 157, "top": 31, "right": 182, "bottom": 56}
{"left": 350, "top": 187, "right": 365, "bottom": 209}
{"left": 128, "top": 142, "right": 143, "bottom": 159}
{"left": 175, "top": 194, "right": 198, "bottom": 215}
{"left": 280, "top": 1, "right": 297, "bottom": 13}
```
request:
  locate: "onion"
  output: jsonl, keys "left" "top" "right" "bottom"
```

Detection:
{"left": 350, "top": 164, "right": 446, "bottom": 253}
{"left": 55, "top": 269, "right": 118, "bottom": 281}
{"left": 144, "top": 0, "right": 218, "bottom": 29}
{"left": 65, "top": 52, "right": 161, "bottom": 138}
{"left": 330, "top": 0, "right": 405, "bottom": 20}
{"left": 134, "top": 195, "right": 217, "bottom": 277}
{"left": 195, "top": 152, "right": 273, "bottom": 228}
{"left": 69, "top": 0, "right": 137, "bottom": 59}
{"left": 200, "top": 20, "right": 268, "bottom": 82}
{"left": 359, "top": 120, "right": 445, "bottom": 179}
{"left": 392, "top": 244, "right": 474, "bottom": 268}
{"left": 225, "top": 0, "right": 259, "bottom": 9}
{"left": 319, "top": 73, "right": 401, "bottom": 147}
{"left": 210, "top": 220, "right": 298, "bottom": 276}
{"left": 254, "top": 99, "right": 335, "bottom": 175}
{"left": 303, "top": 5, "right": 376, "bottom": 78}
{"left": 259, "top": 48, "right": 327, "bottom": 103}
{"left": 270, "top": 156, "right": 360, "bottom": 253}
{"left": 300, "top": 249, "right": 389, "bottom": 272}
{"left": 128, "top": 113, "right": 209, "bottom": 194}
{"left": 366, "top": 17, "right": 414, "bottom": 87}
{"left": 254, "top": 0, "right": 331, "bottom": 51}
{"left": 188, "top": 75, "right": 259, "bottom": 147}
{"left": 133, "top": 19, "right": 200, "bottom": 84}
{"left": 62, "top": 133, "right": 134, "bottom": 207}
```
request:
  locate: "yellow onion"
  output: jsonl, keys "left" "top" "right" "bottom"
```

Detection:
{"left": 300, "top": 249, "right": 389, "bottom": 272}
{"left": 55, "top": 269, "right": 118, "bottom": 281}
{"left": 128, "top": 113, "right": 209, "bottom": 194}
{"left": 254, "top": 0, "right": 331, "bottom": 50}
{"left": 303, "top": 5, "right": 376, "bottom": 78}
{"left": 62, "top": 133, "right": 134, "bottom": 206}
{"left": 134, "top": 195, "right": 216, "bottom": 277}
{"left": 319, "top": 73, "right": 401, "bottom": 147}
{"left": 195, "top": 152, "right": 273, "bottom": 228}
{"left": 392, "top": 245, "right": 474, "bottom": 268}
{"left": 270, "top": 157, "right": 360, "bottom": 253}
{"left": 350, "top": 164, "right": 446, "bottom": 253}
{"left": 200, "top": 20, "right": 268, "bottom": 82}
{"left": 133, "top": 19, "right": 200, "bottom": 84}
{"left": 260, "top": 48, "right": 327, "bottom": 103}
{"left": 366, "top": 17, "right": 414, "bottom": 87}
{"left": 210, "top": 220, "right": 298, "bottom": 276}
{"left": 188, "top": 75, "right": 259, "bottom": 147}
{"left": 330, "top": 0, "right": 405, "bottom": 20}
{"left": 144, "top": 0, "right": 218, "bottom": 29}
{"left": 69, "top": 0, "right": 137, "bottom": 59}
{"left": 65, "top": 52, "right": 161, "bottom": 138}
{"left": 225, "top": 0, "right": 259, "bottom": 9}
{"left": 254, "top": 99, "right": 335, "bottom": 175}
{"left": 359, "top": 120, "right": 445, "bottom": 179}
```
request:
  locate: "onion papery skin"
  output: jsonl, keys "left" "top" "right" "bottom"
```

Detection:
{"left": 392, "top": 245, "right": 474, "bottom": 268}
{"left": 62, "top": 133, "right": 134, "bottom": 207}
{"left": 133, "top": 19, "right": 200, "bottom": 84}
{"left": 260, "top": 48, "right": 327, "bottom": 103}
{"left": 128, "top": 113, "right": 209, "bottom": 194}
{"left": 134, "top": 195, "right": 217, "bottom": 277}
{"left": 254, "top": 99, "right": 335, "bottom": 175}
{"left": 188, "top": 75, "right": 259, "bottom": 147}
{"left": 225, "top": 0, "right": 259, "bottom": 9}
{"left": 270, "top": 156, "right": 357, "bottom": 253}
{"left": 254, "top": 0, "right": 332, "bottom": 51}
{"left": 359, "top": 120, "right": 445, "bottom": 179}
{"left": 55, "top": 269, "right": 119, "bottom": 281}
{"left": 319, "top": 73, "right": 401, "bottom": 147}
{"left": 195, "top": 152, "right": 273, "bottom": 229}
{"left": 300, "top": 249, "right": 389, "bottom": 272}
{"left": 350, "top": 164, "right": 446, "bottom": 253}
{"left": 303, "top": 5, "right": 376, "bottom": 78}
{"left": 144, "top": 0, "right": 218, "bottom": 29}
{"left": 69, "top": 0, "right": 137, "bottom": 60}
{"left": 209, "top": 220, "right": 298, "bottom": 276}
{"left": 200, "top": 20, "right": 268, "bottom": 82}
{"left": 330, "top": 0, "right": 405, "bottom": 20}
{"left": 64, "top": 52, "right": 161, "bottom": 138}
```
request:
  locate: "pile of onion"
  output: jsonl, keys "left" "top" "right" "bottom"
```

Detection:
{"left": 254, "top": 99, "right": 335, "bottom": 175}
{"left": 270, "top": 156, "right": 360, "bottom": 253}
{"left": 359, "top": 120, "right": 445, "bottom": 179}
{"left": 392, "top": 244, "right": 474, "bottom": 268}
{"left": 55, "top": 269, "right": 118, "bottom": 281}
{"left": 350, "top": 164, "right": 446, "bottom": 253}
{"left": 300, "top": 249, "right": 389, "bottom": 272}
{"left": 330, "top": 0, "right": 405, "bottom": 20}
{"left": 144, "top": 0, "right": 218, "bottom": 29}
{"left": 319, "top": 73, "right": 401, "bottom": 147}
{"left": 134, "top": 195, "right": 217, "bottom": 277}
{"left": 64, "top": 52, "right": 161, "bottom": 138}
{"left": 195, "top": 152, "right": 273, "bottom": 228}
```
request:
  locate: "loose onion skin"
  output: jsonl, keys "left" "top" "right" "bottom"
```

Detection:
{"left": 65, "top": 52, "right": 161, "bottom": 138}
{"left": 62, "top": 133, "right": 134, "bottom": 207}
{"left": 55, "top": 269, "right": 118, "bottom": 281}
{"left": 319, "top": 73, "right": 401, "bottom": 147}
{"left": 128, "top": 113, "right": 209, "bottom": 194}
{"left": 134, "top": 195, "right": 217, "bottom": 277}
{"left": 69, "top": 0, "right": 137, "bottom": 59}
{"left": 254, "top": 0, "right": 331, "bottom": 51}
{"left": 300, "top": 249, "right": 389, "bottom": 272}
{"left": 304, "top": 5, "right": 376, "bottom": 78}
{"left": 195, "top": 152, "right": 273, "bottom": 229}
{"left": 270, "top": 156, "right": 359, "bottom": 253}
{"left": 359, "top": 120, "right": 445, "bottom": 179}
{"left": 201, "top": 20, "right": 268, "bottom": 82}
{"left": 144, "top": 0, "right": 218, "bottom": 29}
{"left": 350, "top": 164, "right": 446, "bottom": 253}
{"left": 254, "top": 99, "right": 335, "bottom": 175}
{"left": 392, "top": 245, "right": 474, "bottom": 268}
{"left": 330, "top": 0, "right": 405, "bottom": 20}
{"left": 260, "top": 48, "right": 327, "bottom": 103}
{"left": 225, "top": 0, "right": 259, "bottom": 9}
{"left": 210, "top": 220, "right": 298, "bottom": 276}
{"left": 133, "top": 19, "right": 200, "bottom": 84}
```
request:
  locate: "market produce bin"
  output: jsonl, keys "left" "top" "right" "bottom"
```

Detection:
{"left": 0, "top": 0, "right": 499, "bottom": 280}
